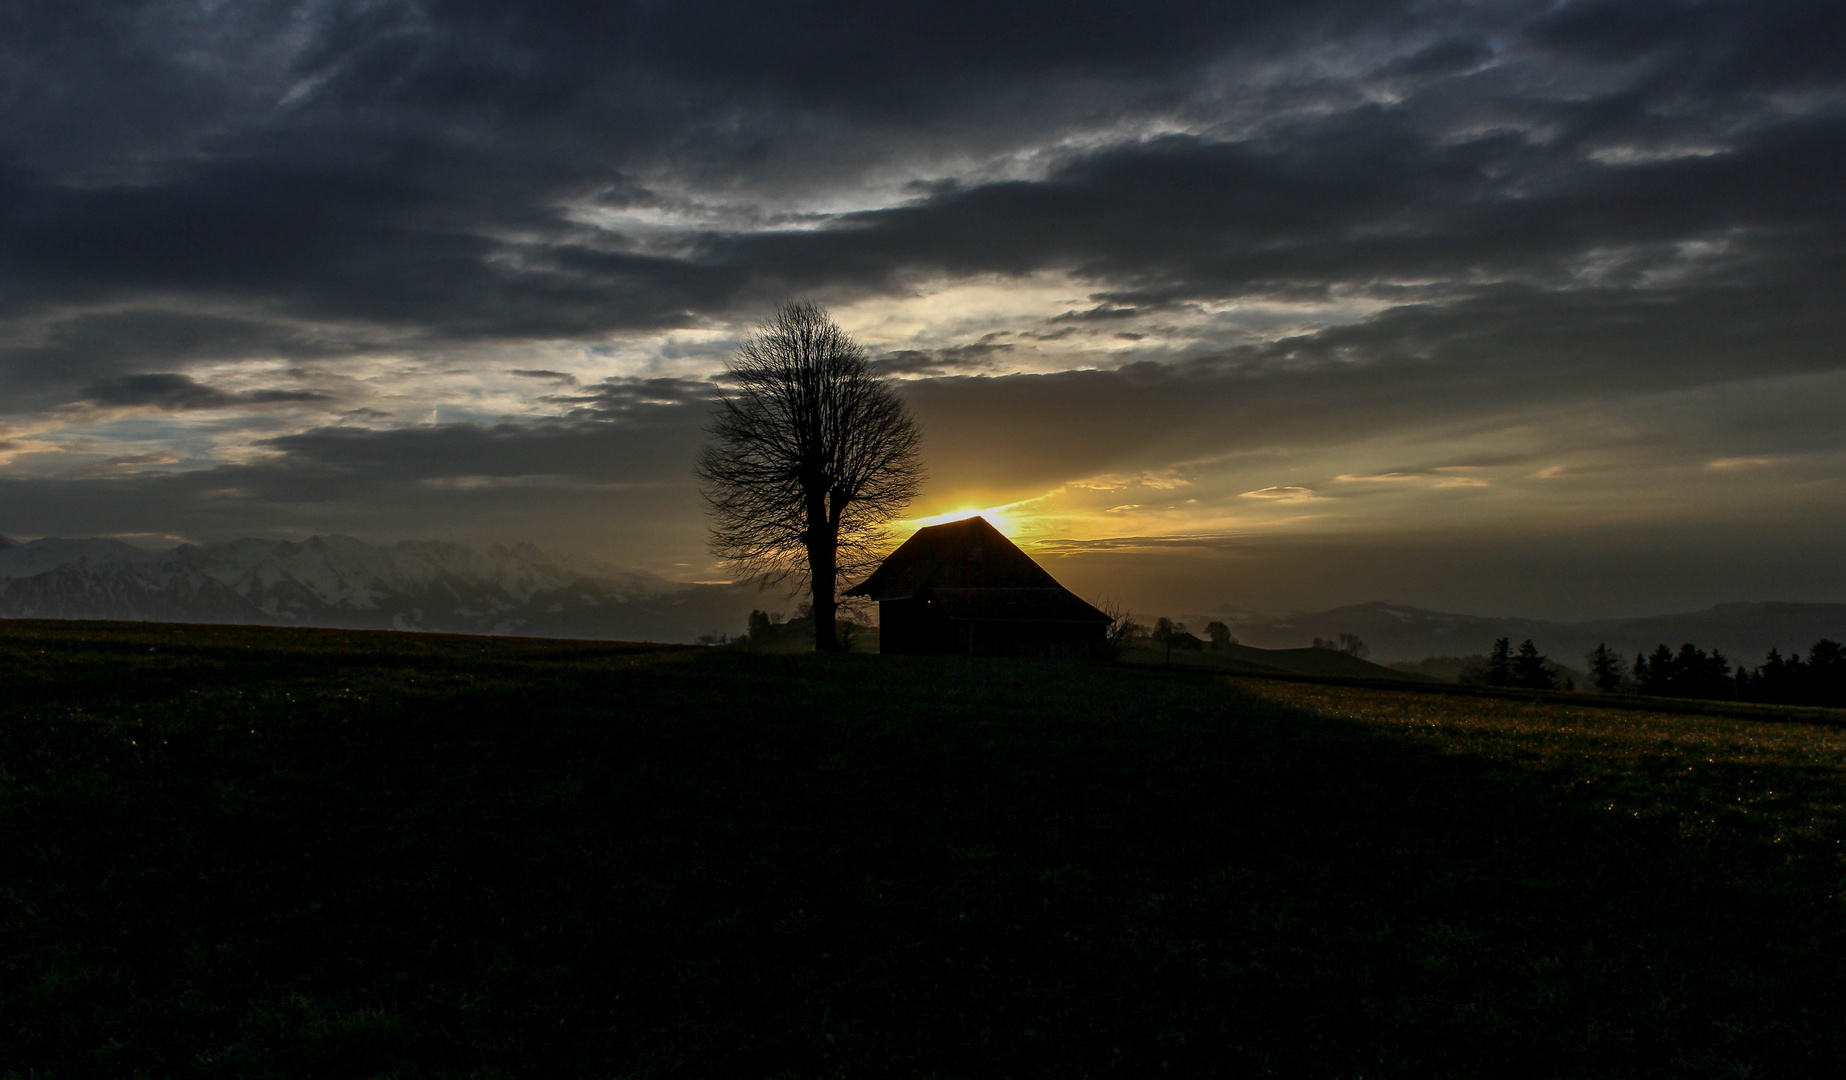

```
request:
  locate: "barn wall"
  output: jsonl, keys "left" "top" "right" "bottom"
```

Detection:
{"left": 877, "top": 598, "right": 958, "bottom": 654}
{"left": 954, "top": 620, "right": 1107, "bottom": 659}
{"left": 878, "top": 599, "right": 1106, "bottom": 658}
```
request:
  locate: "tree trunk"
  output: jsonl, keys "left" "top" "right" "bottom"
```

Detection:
{"left": 808, "top": 539, "right": 840, "bottom": 651}
{"left": 805, "top": 486, "right": 842, "bottom": 652}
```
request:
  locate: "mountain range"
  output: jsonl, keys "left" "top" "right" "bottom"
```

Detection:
{"left": 0, "top": 534, "right": 763, "bottom": 642}
{"left": 1212, "top": 601, "right": 1846, "bottom": 667}
{"left": 3, "top": 533, "right": 1841, "bottom": 663}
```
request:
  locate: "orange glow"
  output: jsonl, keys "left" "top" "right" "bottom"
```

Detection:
{"left": 901, "top": 503, "right": 1024, "bottom": 538}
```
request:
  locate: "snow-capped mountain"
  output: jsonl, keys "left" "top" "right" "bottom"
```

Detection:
{"left": 0, "top": 534, "right": 759, "bottom": 642}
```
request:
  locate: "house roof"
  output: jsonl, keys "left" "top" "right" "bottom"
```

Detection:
{"left": 846, "top": 516, "right": 1057, "bottom": 596}
{"left": 845, "top": 516, "right": 1111, "bottom": 624}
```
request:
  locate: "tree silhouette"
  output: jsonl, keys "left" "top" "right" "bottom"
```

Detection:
{"left": 1486, "top": 638, "right": 1513, "bottom": 687}
{"left": 1203, "top": 620, "right": 1233, "bottom": 650}
{"left": 1511, "top": 639, "right": 1556, "bottom": 690}
{"left": 1631, "top": 642, "right": 1735, "bottom": 699}
{"left": 1702, "top": 640, "right": 1846, "bottom": 705}
{"left": 1677, "top": 642, "right": 1733, "bottom": 699}
{"left": 1099, "top": 600, "right": 1142, "bottom": 661}
{"left": 697, "top": 302, "right": 924, "bottom": 651}
{"left": 1153, "top": 617, "right": 1181, "bottom": 664}
{"left": 1587, "top": 642, "right": 1623, "bottom": 693}
{"left": 1635, "top": 644, "right": 1674, "bottom": 693}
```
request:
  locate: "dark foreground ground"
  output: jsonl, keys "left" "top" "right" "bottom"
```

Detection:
{"left": 3, "top": 620, "right": 1845, "bottom": 1078}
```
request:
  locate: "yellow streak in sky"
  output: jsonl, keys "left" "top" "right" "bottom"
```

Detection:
{"left": 899, "top": 502, "right": 1036, "bottom": 539}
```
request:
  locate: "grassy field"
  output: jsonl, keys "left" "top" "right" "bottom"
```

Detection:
{"left": 4, "top": 620, "right": 1845, "bottom": 1078}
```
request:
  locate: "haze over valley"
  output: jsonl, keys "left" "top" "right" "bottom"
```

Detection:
{"left": 7, "top": 532, "right": 1840, "bottom": 669}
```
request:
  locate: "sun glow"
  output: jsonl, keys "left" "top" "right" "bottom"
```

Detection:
{"left": 901, "top": 504, "right": 1025, "bottom": 538}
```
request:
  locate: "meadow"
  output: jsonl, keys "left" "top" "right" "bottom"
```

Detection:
{"left": 3, "top": 619, "right": 1844, "bottom": 1078}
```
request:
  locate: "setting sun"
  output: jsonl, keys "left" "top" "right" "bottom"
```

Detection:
{"left": 901, "top": 504, "right": 1025, "bottom": 538}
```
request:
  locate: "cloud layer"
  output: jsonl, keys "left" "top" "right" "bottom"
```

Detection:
{"left": 1, "top": 0, "right": 1842, "bottom": 617}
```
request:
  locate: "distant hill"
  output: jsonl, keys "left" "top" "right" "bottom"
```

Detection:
{"left": 1127, "top": 641, "right": 1432, "bottom": 682}
{"left": 0, "top": 534, "right": 762, "bottom": 643}
{"left": 1215, "top": 601, "right": 1846, "bottom": 666}
{"left": 1226, "top": 643, "right": 1435, "bottom": 681}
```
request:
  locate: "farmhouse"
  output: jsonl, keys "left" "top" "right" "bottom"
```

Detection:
{"left": 1164, "top": 630, "right": 1206, "bottom": 652}
{"left": 845, "top": 516, "right": 1112, "bottom": 658}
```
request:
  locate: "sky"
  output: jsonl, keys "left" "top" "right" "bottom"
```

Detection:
{"left": 2, "top": 0, "right": 1843, "bottom": 621}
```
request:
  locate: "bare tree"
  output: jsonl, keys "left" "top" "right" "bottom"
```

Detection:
{"left": 1153, "top": 617, "right": 1180, "bottom": 664}
{"left": 696, "top": 301, "right": 924, "bottom": 651}
{"left": 1098, "top": 599, "right": 1142, "bottom": 661}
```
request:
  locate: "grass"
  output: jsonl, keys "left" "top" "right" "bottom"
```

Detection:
{"left": 3, "top": 619, "right": 1845, "bottom": 1077}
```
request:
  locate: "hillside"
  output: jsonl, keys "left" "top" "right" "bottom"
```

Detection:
{"left": 1128, "top": 640, "right": 1434, "bottom": 681}
{"left": 1220, "top": 599, "right": 1846, "bottom": 664}
{"left": 1225, "top": 641, "right": 1436, "bottom": 680}
{"left": 5, "top": 619, "right": 1842, "bottom": 1076}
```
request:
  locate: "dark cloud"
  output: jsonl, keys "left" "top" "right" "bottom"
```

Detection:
{"left": 0, "top": 396, "right": 717, "bottom": 566}
{"left": 717, "top": 113, "right": 1846, "bottom": 309}
{"left": 0, "top": 309, "right": 357, "bottom": 407}
{"left": 547, "top": 377, "right": 717, "bottom": 420}
{"left": 873, "top": 343, "right": 1013, "bottom": 376}
{"left": 1528, "top": 1, "right": 1697, "bottom": 62}
{"left": 1379, "top": 36, "right": 1495, "bottom": 78}
{"left": 82, "top": 374, "right": 236, "bottom": 410}
{"left": 1, "top": 1, "right": 1844, "bottom": 613}
{"left": 248, "top": 376, "right": 715, "bottom": 489}
{"left": 0, "top": 156, "right": 730, "bottom": 341}
{"left": 258, "top": 420, "right": 695, "bottom": 487}
{"left": 903, "top": 275, "right": 1846, "bottom": 499}
{"left": 365, "top": 0, "right": 1377, "bottom": 123}
{"left": 1052, "top": 305, "right": 1144, "bottom": 322}
{"left": 1527, "top": 0, "right": 1846, "bottom": 94}
{"left": 0, "top": 0, "right": 1422, "bottom": 347}
{"left": 82, "top": 373, "right": 327, "bottom": 411}
{"left": 2, "top": 1, "right": 1839, "bottom": 355}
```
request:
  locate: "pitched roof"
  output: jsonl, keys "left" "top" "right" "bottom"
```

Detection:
{"left": 846, "top": 516, "right": 1057, "bottom": 597}
{"left": 845, "top": 516, "right": 1111, "bottom": 624}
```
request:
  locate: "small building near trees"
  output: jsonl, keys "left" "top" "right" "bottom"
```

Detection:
{"left": 844, "top": 516, "right": 1112, "bottom": 658}
{"left": 1166, "top": 631, "right": 1205, "bottom": 652}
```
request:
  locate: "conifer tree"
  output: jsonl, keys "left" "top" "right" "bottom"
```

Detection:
{"left": 1587, "top": 642, "right": 1623, "bottom": 693}
{"left": 1512, "top": 639, "right": 1556, "bottom": 690}
{"left": 1637, "top": 644, "right": 1674, "bottom": 694}
{"left": 1486, "top": 638, "right": 1513, "bottom": 687}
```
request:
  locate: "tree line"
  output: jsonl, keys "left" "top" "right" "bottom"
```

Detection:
{"left": 1606, "top": 639, "right": 1846, "bottom": 706}
{"left": 1474, "top": 638, "right": 1573, "bottom": 690}
{"left": 1471, "top": 636, "right": 1846, "bottom": 706}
